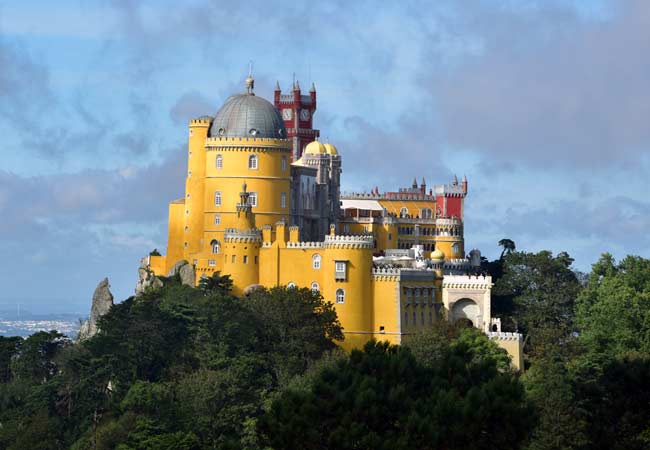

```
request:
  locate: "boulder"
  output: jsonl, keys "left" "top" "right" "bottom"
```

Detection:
{"left": 166, "top": 260, "right": 189, "bottom": 277}
{"left": 78, "top": 278, "right": 114, "bottom": 341}
{"left": 179, "top": 263, "right": 195, "bottom": 286}
{"left": 135, "top": 262, "right": 163, "bottom": 296}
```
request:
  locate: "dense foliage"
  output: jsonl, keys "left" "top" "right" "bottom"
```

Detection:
{"left": 2, "top": 250, "right": 650, "bottom": 449}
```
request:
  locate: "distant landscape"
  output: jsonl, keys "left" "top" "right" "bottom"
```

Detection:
{"left": 0, "top": 310, "right": 81, "bottom": 338}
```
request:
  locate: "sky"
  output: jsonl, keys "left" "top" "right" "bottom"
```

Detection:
{"left": 1, "top": 0, "right": 649, "bottom": 313}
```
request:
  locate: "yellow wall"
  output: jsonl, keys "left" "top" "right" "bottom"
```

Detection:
{"left": 222, "top": 239, "right": 260, "bottom": 296}
{"left": 166, "top": 201, "right": 186, "bottom": 273}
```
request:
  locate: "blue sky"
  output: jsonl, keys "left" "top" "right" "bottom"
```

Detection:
{"left": 1, "top": 0, "right": 649, "bottom": 313}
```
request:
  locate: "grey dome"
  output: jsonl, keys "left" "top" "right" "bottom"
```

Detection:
{"left": 209, "top": 93, "right": 286, "bottom": 139}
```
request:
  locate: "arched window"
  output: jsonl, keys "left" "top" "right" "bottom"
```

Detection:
{"left": 287, "top": 282, "right": 296, "bottom": 289}
{"left": 311, "top": 282, "right": 319, "bottom": 293}
{"left": 216, "top": 154, "right": 223, "bottom": 169}
{"left": 312, "top": 254, "right": 321, "bottom": 269}
{"left": 210, "top": 240, "right": 220, "bottom": 254}
{"left": 400, "top": 207, "right": 408, "bottom": 218}
{"left": 421, "top": 208, "right": 433, "bottom": 219}
{"left": 214, "top": 191, "right": 221, "bottom": 206}
{"left": 248, "top": 154, "right": 258, "bottom": 169}
{"left": 214, "top": 214, "right": 220, "bottom": 225}
{"left": 452, "top": 242, "right": 459, "bottom": 254}
{"left": 336, "top": 289, "right": 345, "bottom": 304}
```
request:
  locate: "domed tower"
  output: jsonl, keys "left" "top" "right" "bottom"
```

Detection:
{"left": 203, "top": 75, "right": 292, "bottom": 249}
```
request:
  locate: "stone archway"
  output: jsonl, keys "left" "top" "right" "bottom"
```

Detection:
{"left": 451, "top": 298, "right": 481, "bottom": 327}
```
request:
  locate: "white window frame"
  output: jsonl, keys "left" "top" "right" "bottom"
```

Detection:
{"left": 248, "top": 192, "right": 257, "bottom": 207}
{"left": 281, "top": 192, "right": 287, "bottom": 208}
{"left": 336, "top": 289, "right": 345, "bottom": 304}
{"left": 311, "top": 282, "right": 319, "bottom": 293}
{"left": 287, "top": 282, "right": 296, "bottom": 289}
{"left": 248, "top": 154, "right": 258, "bottom": 170}
{"left": 215, "top": 191, "right": 222, "bottom": 206}
{"left": 335, "top": 261, "right": 346, "bottom": 272}
{"left": 208, "top": 259, "right": 216, "bottom": 267}
{"left": 216, "top": 154, "right": 223, "bottom": 169}
{"left": 312, "top": 254, "right": 321, "bottom": 270}
{"left": 211, "top": 240, "right": 220, "bottom": 254}
{"left": 400, "top": 207, "right": 408, "bottom": 217}
{"left": 281, "top": 155, "right": 287, "bottom": 171}
{"left": 214, "top": 214, "right": 221, "bottom": 225}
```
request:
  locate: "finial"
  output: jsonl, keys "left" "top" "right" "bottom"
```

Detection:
{"left": 412, "top": 177, "right": 418, "bottom": 188}
{"left": 462, "top": 174, "right": 467, "bottom": 182}
{"left": 295, "top": 79, "right": 300, "bottom": 90}
{"left": 245, "top": 61, "right": 255, "bottom": 94}
{"left": 453, "top": 174, "right": 458, "bottom": 185}
{"left": 421, "top": 177, "right": 426, "bottom": 186}
{"left": 242, "top": 181, "right": 247, "bottom": 192}
{"left": 292, "top": 72, "right": 296, "bottom": 89}
{"left": 310, "top": 82, "right": 316, "bottom": 92}
{"left": 275, "top": 80, "right": 280, "bottom": 91}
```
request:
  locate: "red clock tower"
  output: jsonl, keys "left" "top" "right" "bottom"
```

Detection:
{"left": 274, "top": 80, "right": 320, "bottom": 161}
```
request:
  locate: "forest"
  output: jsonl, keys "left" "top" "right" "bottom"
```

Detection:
{"left": 1, "top": 249, "right": 649, "bottom": 450}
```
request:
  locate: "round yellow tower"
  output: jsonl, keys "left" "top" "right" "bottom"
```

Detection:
{"left": 434, "top": 217, "right": 465, "bottom": 260}
{"left": 202, "top": 76, "right": 292, "bottom": 258}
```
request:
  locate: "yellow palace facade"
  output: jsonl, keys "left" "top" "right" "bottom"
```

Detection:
{"left": 145, "top": 75, "right": 523, "bottom": 369}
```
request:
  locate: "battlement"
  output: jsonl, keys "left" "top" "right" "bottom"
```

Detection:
{"left": 434, "top": 183, "right": 466, "bottom": 197}
{"left": 286, "top": 241, "right": 325, "bottom": 249}
{"left": 205, "top": 137, "right": 291, "bottom": 149}
{"left": 324, "top": 234, "right": 374, "bottom": 249}
{"left": 190, "top": 116, "right": 212, "bottom": 125}
{"left": 224, "top": 228, "right": 262, "bottom": 243}
{"left": 486, "top": 331, "right": 523, "bottom": 341}
{"left": 442, "top": 274, "right": 492, "bottom": 290}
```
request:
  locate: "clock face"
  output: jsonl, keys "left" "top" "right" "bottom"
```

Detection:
{"left": 282, "top": 109, "right": 292, "bottom": 120}
{"left": 300, "top": 109, "right": 310, "bottom": 121}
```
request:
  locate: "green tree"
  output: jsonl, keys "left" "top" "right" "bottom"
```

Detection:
{"left": 198, "top": 271, "right": 233, "bottom": 295}
{"left": 11, "top": 331, "right": 71, "bottom": 384}
{"left": 575, "top": 254, "right": 650, "bottom": 361}
{"left": 493, "top": 251, "right": 582, "bottom": 360}
{"left": 261, "top": 340, "right": 533, "bottom": 450}
{"left": 245, "top": 286, "right": 344, "bottom": 381}
{"left": 0, "top": 336, "right": 22, "bottom": 383}
{"left": 523, "top": 356, "right": 589, "bottom": 450}
{"left": 498, "top": 238, "right": 516, "bottom": 259}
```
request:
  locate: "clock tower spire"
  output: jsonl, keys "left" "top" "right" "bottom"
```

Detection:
{"left": 274, "top": 77, "right": 319, "bottom": 161}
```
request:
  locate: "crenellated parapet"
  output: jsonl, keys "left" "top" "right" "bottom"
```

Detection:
{"left": 205, "top": 136, "right": 291, "bottom": 151}
{"left": 324, "top": 234, "right": 374, "bottom": 249}
{"left": 442, "top": 274, "right": 493, "bottom": 290}
{"left": 190, "top": 116, "right": 213, "bottom": 126}
{"left": 486, "top": 331, "right": 523, "bottom": 341}
{"left": 286, "top": 241, "right": 325, "bottom": 249}
{"left": 371, "top": 267, "right": 401, "bottom": 281}
{"left": 224, "top": 228, "right": 262, "bottom": 243}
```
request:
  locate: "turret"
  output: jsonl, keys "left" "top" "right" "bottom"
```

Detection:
{"left": 235, "top": 181, "right": 255, "bottom": 230}
{"left": 461, "top": 175, "right": 468, "bottom": 194}
{"left": 310, "top": 82, "right": 317, "bottom": 110}
{"left": 420, "top": 177, "right": 426, "bottom": 195}
{"left": 293, "top": 79, "right": 301, "bottom": 103}
{"left": 274, "top": 81, "right": 281, "bottom": 104}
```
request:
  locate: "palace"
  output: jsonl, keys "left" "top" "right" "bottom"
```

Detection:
{"left": 145, "top": 74, "right": 523, "bottom": 369}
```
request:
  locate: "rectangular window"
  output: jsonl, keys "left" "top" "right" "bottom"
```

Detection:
{"left": 193, "top": 259, "right": 198, "bottom": 265}
{"left": 243, "top": 255, "right": 248, "bottom": 264}
{"left": 281, "top": 192, "right": 286, "bottom": 208}
{"left": 231, "top": 255, "right": 236, "bottom": 263}
{"left": 388, "top": 233, "right": 392, "bottom": 241}
{"left": 214, "top": 214, "right": 220, "bottom": 225}
{"left": 254, "top": 256, "right": 258, "bottom": 264}
{"left": 281, "top": 155, "right": 287, "bottom": 171}
{"left": 248, "top": 192, "right": 257, "bottom": 207}
{"left": 335, "top": 261, "right": 347, "bottom": 281}
{"left": 208, "top": 259, "right": 215, "bottom": 267}
{"left": 215, "top": 191, "right": 222, "bottom": 206}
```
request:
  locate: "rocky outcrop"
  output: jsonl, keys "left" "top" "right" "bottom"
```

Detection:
{"left": 78, "top": 278, "right": 114, "bottom": 341}
{"left": 135, "top": 259, "right": 163, "bottom": 296}
{"left": 166, "top": 260, "right": 195, "bottom": 287}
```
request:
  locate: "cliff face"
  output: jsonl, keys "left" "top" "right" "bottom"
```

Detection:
{"left": 77, "top": 278, "right": 114, "bottom": 341}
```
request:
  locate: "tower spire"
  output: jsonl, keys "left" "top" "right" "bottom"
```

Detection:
{"left": 245, "top": 61, "right": 255, "bottom": 94}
